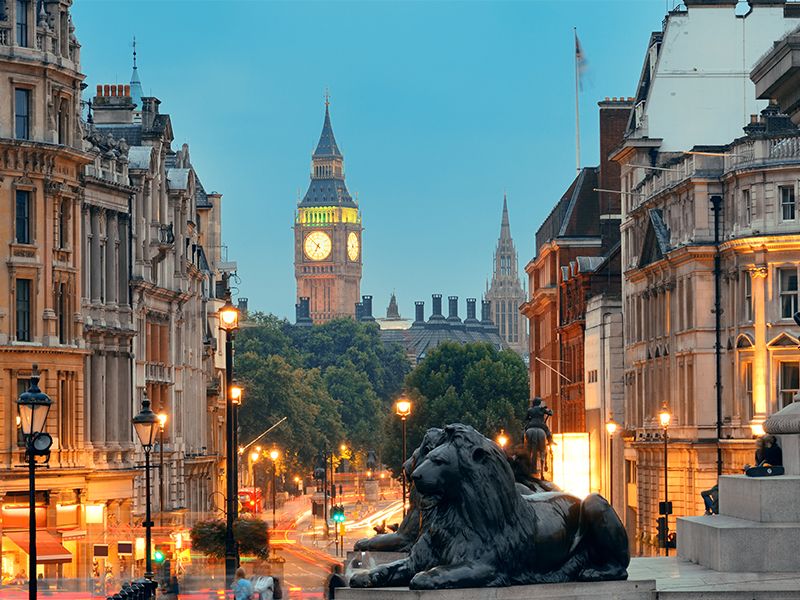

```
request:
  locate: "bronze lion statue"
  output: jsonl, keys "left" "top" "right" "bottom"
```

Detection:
{"left": 350, "top": 424, "right": 629, "bottom": 589}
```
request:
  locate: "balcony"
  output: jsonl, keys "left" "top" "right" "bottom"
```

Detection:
{"left": 145, "top": 362, "right": 173, "bottom": 384}
{"left": 726, "top": 135, "right": 800, "bottom": 172}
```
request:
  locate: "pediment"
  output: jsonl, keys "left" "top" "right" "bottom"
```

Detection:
{"left": 768, "top": 332, "right": 800, "bottom": 347}
{"left": 736, "top": 333, "right": 754, "bottom": 349}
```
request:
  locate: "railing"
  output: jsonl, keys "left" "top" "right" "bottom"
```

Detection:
{"left": 145, "top": 362, "right": 173, "bottom": 383}
{"left": 726, "top": 135, "right": 800, "bottom": 171}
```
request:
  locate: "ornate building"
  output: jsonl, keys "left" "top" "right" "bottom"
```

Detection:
{"left": 294, "top": 100, "right": 362, "bottom": 323}
{"left": 0, "top": 0, "right": 95, "bottom": 581}
{"left": 613, "top": 0, "right": 800, "bottom": 555}
{"left": 485, "top": 196, "right": 527, "bottom": 359}
{"left": 521, "top": 98, "right": 629, "bottom": 434}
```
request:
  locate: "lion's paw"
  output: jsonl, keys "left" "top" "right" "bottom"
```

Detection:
{"left": 409, "top": 571, "right": 438, "bottom": 590}
{"left": 349, "top": 571, "right": 375, "bottom": 588}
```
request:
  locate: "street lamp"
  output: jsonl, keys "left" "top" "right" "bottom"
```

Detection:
{"left": 17, "top": 365, "right": 53, "bottom": 600}
{"left": 395, "top": 397, "right": 412, "bottom": 517}
{"left": 250, "top": 451, "right": 260, "bottom": 487}
{"left": 157, "top": 413, "right": 167, "bottom": 527}
{"left": 658, "top": 402, "right": 672, "bottom": 557}
{"left": 605, "top": 419, "right": 618, "bottom": 506}
{"left": 219, "top": 291, "right": 240, "bottom": 587}
{"left": 496, "top": 429, "right": 509, "bottom": 450}
{"left": 132, "top": 394, "right": 159, "bottom": 580}
{"left": 269, "top": 448, "right": 280, "bottom": 528}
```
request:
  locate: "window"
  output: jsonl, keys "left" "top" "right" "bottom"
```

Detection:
{"left": 743, "top": 273, "right": 753, "bottom": 322}
{"left": 56, "top": 282, "right": 67, "bottom": 344}
{"left": 15, "top": 190, "right": 31, "bottom": 244}
{"left": 780, "top": 185, "right": 796, "bottom": 221}
{"left": 742, "top": 189, "right": 752, "bottom": 226}
{"left": 16, "top": 278, "right": 31, "bottom": 342}
{"left": 58, "top": 200, "right": 68, "bottom": 248}
{"left": 14, "top": 88, "right": 30, "bottom": 140}
{"left": 779, "top": 268, "right": 798, "bottom": 319}
{"left": 779, "top": 362, "right": 800, "bottom": 409}
{"left": 743, "top": 361, "right": 753, "bottom": 420}
{"left": 15, "top": 1, "right": 28, "bottom": 47}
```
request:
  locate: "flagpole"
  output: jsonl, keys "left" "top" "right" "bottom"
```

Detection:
{"left": 574, "top": 27, "right": 581, "bottom": 176}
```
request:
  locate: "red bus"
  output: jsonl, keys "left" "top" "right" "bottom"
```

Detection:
{"left": 238, "top": 488, "right": 263, "bottom": 513}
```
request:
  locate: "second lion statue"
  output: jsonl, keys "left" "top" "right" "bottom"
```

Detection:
{"left": 350, "top": 424, "right": 629, "bottom": 590}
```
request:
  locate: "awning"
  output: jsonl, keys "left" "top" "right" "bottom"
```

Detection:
{"left": 5, "top": 531, "right": 72, "bottom": 564}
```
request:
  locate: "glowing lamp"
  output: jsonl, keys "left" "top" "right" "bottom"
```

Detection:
{"left": 238, "top": 446, "right": 244, "bottom": 455}
{"left": 230, "top": 385, "right": 243, "bottom": 405}
{"left": 250, "top": 451, "right": 260, "bottom": 463}
{"left": 606, "top": 420, "right": 618, "bottom": 436}
{"left": 496, "top": 430, "right": 509, "bottom": 449}
{"left": 132, "top": 395, "right": 159, "bottom": 449}
{"left": 750, "top": 422, "right": 765, "bottom": 437}
{"left": 17, "top": 365, "right": 52, "bottom": 437}
{"left": 395, "top": 398, "right": 412, "bottom": 419}
{"left": 269, "top": 448, "right": 280, "bottom": 462}
{"left": 219, "top": 295, "right": 239, "bottom": 332}
{"left": 157, "top": 413, "right": 167, "bottom": 430}
{"left": 340, "top": 444, "right": 348, "bottom": 454}
{"left": 658, "top": 403, "right": 672, "bottom": 430}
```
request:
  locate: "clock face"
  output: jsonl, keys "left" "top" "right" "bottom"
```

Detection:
{"left": 347, "top": 232, "right": 360, "bottom": 261}
{"left": 304, "top": 231, "right": 332, "bottom": 261}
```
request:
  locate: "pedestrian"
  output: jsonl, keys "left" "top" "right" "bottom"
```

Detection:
{"left": 325, "top": 565, "right": 347, "bottom": 599}
{"left": 271, "top": 577, "right": 283, "bottom": 600}
{"left": 233, "top": 567, "right": 254, "bottom": 600}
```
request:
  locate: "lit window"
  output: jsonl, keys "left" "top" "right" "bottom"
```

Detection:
{"left": 743, "top": 272, "right": 752, "bottom": 322}
{"left": 743, "top": 361, "right": 753, "bottom": 420}
{"left": 779, "top": 362, "right": 800, "bottom": 409}
{"left": 780, "top": 185, "right": 796, "bottom": 221}
{"left": 779, "top": 268, "right": 798, "bottom": 319}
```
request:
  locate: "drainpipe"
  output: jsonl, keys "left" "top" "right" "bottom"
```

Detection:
{"left": 711, "top": 195, "right": 723, "bottom": 477}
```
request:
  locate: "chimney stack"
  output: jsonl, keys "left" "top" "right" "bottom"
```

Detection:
{"left": 447, "top": 296, "right": 461, "bottom": 323}
{"left": 360, "top": 295, "right": 375, "bottom": 322}
{"left": 431, "top": 294, "right": 444, "bottom": 320}
{"left": 465, "top": 298, "right": 481, "bottom": 327}
{"left": 355, "top": 302, "right": 364, "bottom": 321}
{"left": 481, "top": 300, "right": 492, "bottom": 323}
{"left": 295, "top": 297, "right": 312, "bottom": 327}
{"left": 141, "top": 96, "right": 161, "bottom": 130}
{"left": 93, "top": 82, "right": 136, "bottom": 125}
{"left": 413, "top": 301, "right": 425, "bottom": 326}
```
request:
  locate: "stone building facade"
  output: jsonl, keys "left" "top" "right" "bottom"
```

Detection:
{"left": 521, "top": 98, "right": 629, "bottom": 434}
{"left": 294, "top": 101, "right": 362, "bottom": 323}
{"left": 485, "top": 196, "right": 527, "bottom": 360}
{"left": 0, "top": 1, "right": 229, "bottom": 581}
{"left": 613, "top": 0, "right": 800, "bottom": 555}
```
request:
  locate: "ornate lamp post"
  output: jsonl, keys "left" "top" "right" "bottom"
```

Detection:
{"left": 157, "top": 413, "right": 167, "bottom": 527}
{"left": 605, "top": 419, "right": 618, "bottom": 506}
{"left": 132, "top": 394, "right": 159, "bottom": 580}
{"left": 17, "top": 365, "right": 53, "bottom": 600}
{"left": 658, "top": 402, "right": 672, "bottom": 557}
{"left": 395, "top": 398, "right": 412, "bottom": 517}
{"left": 219, "top": 292, "right": 240, "bottom": 586}
{"left": 269, "top": 448, "right": 280, "bottom": 528}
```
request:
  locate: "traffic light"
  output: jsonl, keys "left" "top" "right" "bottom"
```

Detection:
{"left": 153, "top": 548, "right": 166, "bottom": 564}
{"left": 656, "top": 517, "right": 668, "bottom": 548}
{"left": 332, "top": 504, "right": 345, "bottom": 523}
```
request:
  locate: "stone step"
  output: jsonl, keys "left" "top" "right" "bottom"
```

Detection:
{"left": 337, "top": 579, "right": 656, "bottom": 600}
{"left": 719, "top": 474, "right": 800, "bottom": 523}
{"left": 678, "top": 515, "right": 800, "bottom": 572}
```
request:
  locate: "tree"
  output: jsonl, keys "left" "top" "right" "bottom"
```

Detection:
{"left": 324, "top": 362, "right": 383, "bottom": 452}
{"left": 382, "top": 342, "right": 529, "bottom": 473}
{"left": 190, "top": 518, "right": 269, "bottom": 560}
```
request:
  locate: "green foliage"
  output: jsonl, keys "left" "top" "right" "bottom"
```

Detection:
{"left": 382, "top": 342, "right": 529, "bottom": 474}
{"left": 189, "top": 518, "right": 269, "bottom": 560}
{"left": 236, "top": 316, "right": 411, "bottom": 473}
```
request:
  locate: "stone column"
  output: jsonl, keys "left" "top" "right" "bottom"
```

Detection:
{"left": 751, "top": 267, "right": 768, "bottom": 418}
{"left": 90, "top": 352, "right": 106, "bottom": 446}
{"left": 106, "top": 352, "right": 119, "bottom": 446}
{"left": 105, "top": 212, "right": 118, "bottom": 307}
{"left": 118, "top": 217, "right": 129, "bottom": 307}
{"left": 90, "top": 208, "right": 101, "bottom": 303}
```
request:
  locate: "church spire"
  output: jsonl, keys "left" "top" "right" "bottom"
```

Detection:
{"left": 500, "top": 193, "right": 511, "bottom": 239}
{"left": 313, "top": 94, "right": 342, "bottom": 158}
{"left": 130, "top": 36, "right": 144, "bottom": 111}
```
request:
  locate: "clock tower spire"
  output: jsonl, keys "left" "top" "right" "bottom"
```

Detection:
{"left": 294, "top": 99, "right": 363, "bottom": 323}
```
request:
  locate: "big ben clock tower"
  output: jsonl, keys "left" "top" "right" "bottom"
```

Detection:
{"left": 294, "top": 99, "right": 363, "bottom": 323}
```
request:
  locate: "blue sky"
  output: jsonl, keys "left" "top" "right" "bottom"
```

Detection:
{"left": 72, "top": 0, "right": 668, "bottom": 321}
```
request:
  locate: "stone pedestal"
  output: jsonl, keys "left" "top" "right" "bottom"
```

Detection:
{"left": 677, "top": 403, "right": 800, "bottom": 573}
{"left": 365, "top": 480, "right": 380, "bottom": 503}
{"left": 337, "top": 580, "right": 656, "bottom": 600}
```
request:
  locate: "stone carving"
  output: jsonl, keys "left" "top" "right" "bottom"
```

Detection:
{"left": 764, "top": 401, "right": 800, "bottom": 434}
{"left": 350, "top": 424, "right": 629, "bottom": 590}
